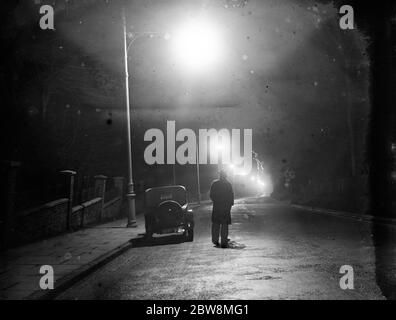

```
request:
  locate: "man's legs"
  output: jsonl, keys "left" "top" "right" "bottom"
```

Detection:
{"left": 220, "top": 223, "right": 229, "bottom": 247}
{"left": 212, "top": 223, "right": 220, "bottom": 245}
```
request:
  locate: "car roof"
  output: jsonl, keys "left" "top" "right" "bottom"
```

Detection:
{"left": 145, "top": 185, "right": 186, "bottom": 193}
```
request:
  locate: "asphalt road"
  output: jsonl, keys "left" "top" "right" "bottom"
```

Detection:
{"left": 57, "top": 197, "right": 392, "bottom": 300}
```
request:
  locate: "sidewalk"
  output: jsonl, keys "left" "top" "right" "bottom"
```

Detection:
{"left": 0, "top": 215, "right": 145, "bottom": 300}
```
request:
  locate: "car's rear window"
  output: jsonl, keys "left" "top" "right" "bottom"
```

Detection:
{"left": 145, "top": 186, "right": 187, "bottom": 207}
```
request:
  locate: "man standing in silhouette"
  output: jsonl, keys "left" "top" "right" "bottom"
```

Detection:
{"left": 210, "top": 169, "right": 234, "bottom": 248}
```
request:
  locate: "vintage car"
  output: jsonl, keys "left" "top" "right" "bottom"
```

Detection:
{"left": 144, "top": 185, "right": 194, "bottom": 241}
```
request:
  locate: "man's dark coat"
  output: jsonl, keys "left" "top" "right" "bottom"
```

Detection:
{"left": 209, "top": 178, "right": 234, "bottom": 225}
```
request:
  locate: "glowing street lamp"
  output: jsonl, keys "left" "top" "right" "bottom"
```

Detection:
{"left": 171, "top": 17, "right": 225, "bottom": 74}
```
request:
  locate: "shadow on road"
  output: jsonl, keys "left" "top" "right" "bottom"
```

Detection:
{"left": 214, "top": 241, "right": 246, "bottom": 249}
{"left": 130, "top": 234, "right": 186, "bottom": 248}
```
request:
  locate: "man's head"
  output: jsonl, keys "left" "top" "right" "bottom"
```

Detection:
{"left": 219, "top": 169, "right": 227, "bottom": 181}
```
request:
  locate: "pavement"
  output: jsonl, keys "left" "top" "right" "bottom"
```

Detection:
{"left": 0, "top": 214, "right": 146, "bottom": 300}
{"left": 1, "top": 197, "right": 396, "bottom": 300}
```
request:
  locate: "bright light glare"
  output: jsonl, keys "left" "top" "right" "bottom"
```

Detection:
{"left": 209, "top": 134, "right": 231, "bottom": 165}
{"left": 257, "top": 179, "right": 267, "bottom": 188}
{"left": 237, "top": 170, "right": 248, "bottom": 176}
{"left": 172, "top": 18, "right": 224, "bottom": 73}
{"left": 215, "top": 141, "right": 227, "bottom": 153}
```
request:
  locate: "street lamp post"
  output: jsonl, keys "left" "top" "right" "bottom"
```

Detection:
{"left": 122, "top": 7, "right": 170, "bottom": 227}
{"left": 122, "top": 7, "right": 137, "bottom": 228}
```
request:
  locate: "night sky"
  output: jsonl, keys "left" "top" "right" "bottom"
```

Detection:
{"left": 4, "top": 0, "right": 372, "bottom": 199}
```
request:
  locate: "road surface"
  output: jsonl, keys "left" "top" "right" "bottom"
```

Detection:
{"left": 57, "top": 197, "right": 392, "bottom": 299}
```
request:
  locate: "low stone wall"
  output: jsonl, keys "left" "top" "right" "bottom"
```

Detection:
{"left": 3, "top": 172, "right": 128, "bottom": 249}
{"left": 71, "top": 197, "right": 102, "bottom": 228}
{"left": 71, "top": 197, "right": 124, "bottom": 228}
{"left": 103, "top": 197, "right": 122, "bottom": 220}
{"left": 12, "top": 195, "right": 125, "bottom": 247}
{"left": 15, "top": 199, "right": 69, "bottom": 245}
{"left": 71, "top": 204, "right": 83, "bottom": 229}
{"left": 80, "top": 198, "right": 102, "bottom": 226}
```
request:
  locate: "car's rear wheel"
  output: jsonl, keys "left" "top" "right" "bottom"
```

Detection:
{"left": 157, "top": 201, "right": 184, "bottom": 228}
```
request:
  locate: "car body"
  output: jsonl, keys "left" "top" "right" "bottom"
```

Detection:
{"left": 144, "top": 185, "right": 194, "bottom": 241}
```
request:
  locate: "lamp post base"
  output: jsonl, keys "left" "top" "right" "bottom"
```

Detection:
{"left": 126, "top": 191, "right": 137, "bottom": 228}
{"left": 126, "top": 221, "right": 137, "bottom": 228}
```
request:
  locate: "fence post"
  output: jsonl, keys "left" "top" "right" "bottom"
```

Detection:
{"left": 94, "top": 175, "right": 107, "bottom": 222}
{"left": 2, "top": 161, "right": 21, "bottom": 249}
{"left": 61, "top": 170, "right": 76, "bottom": 231}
